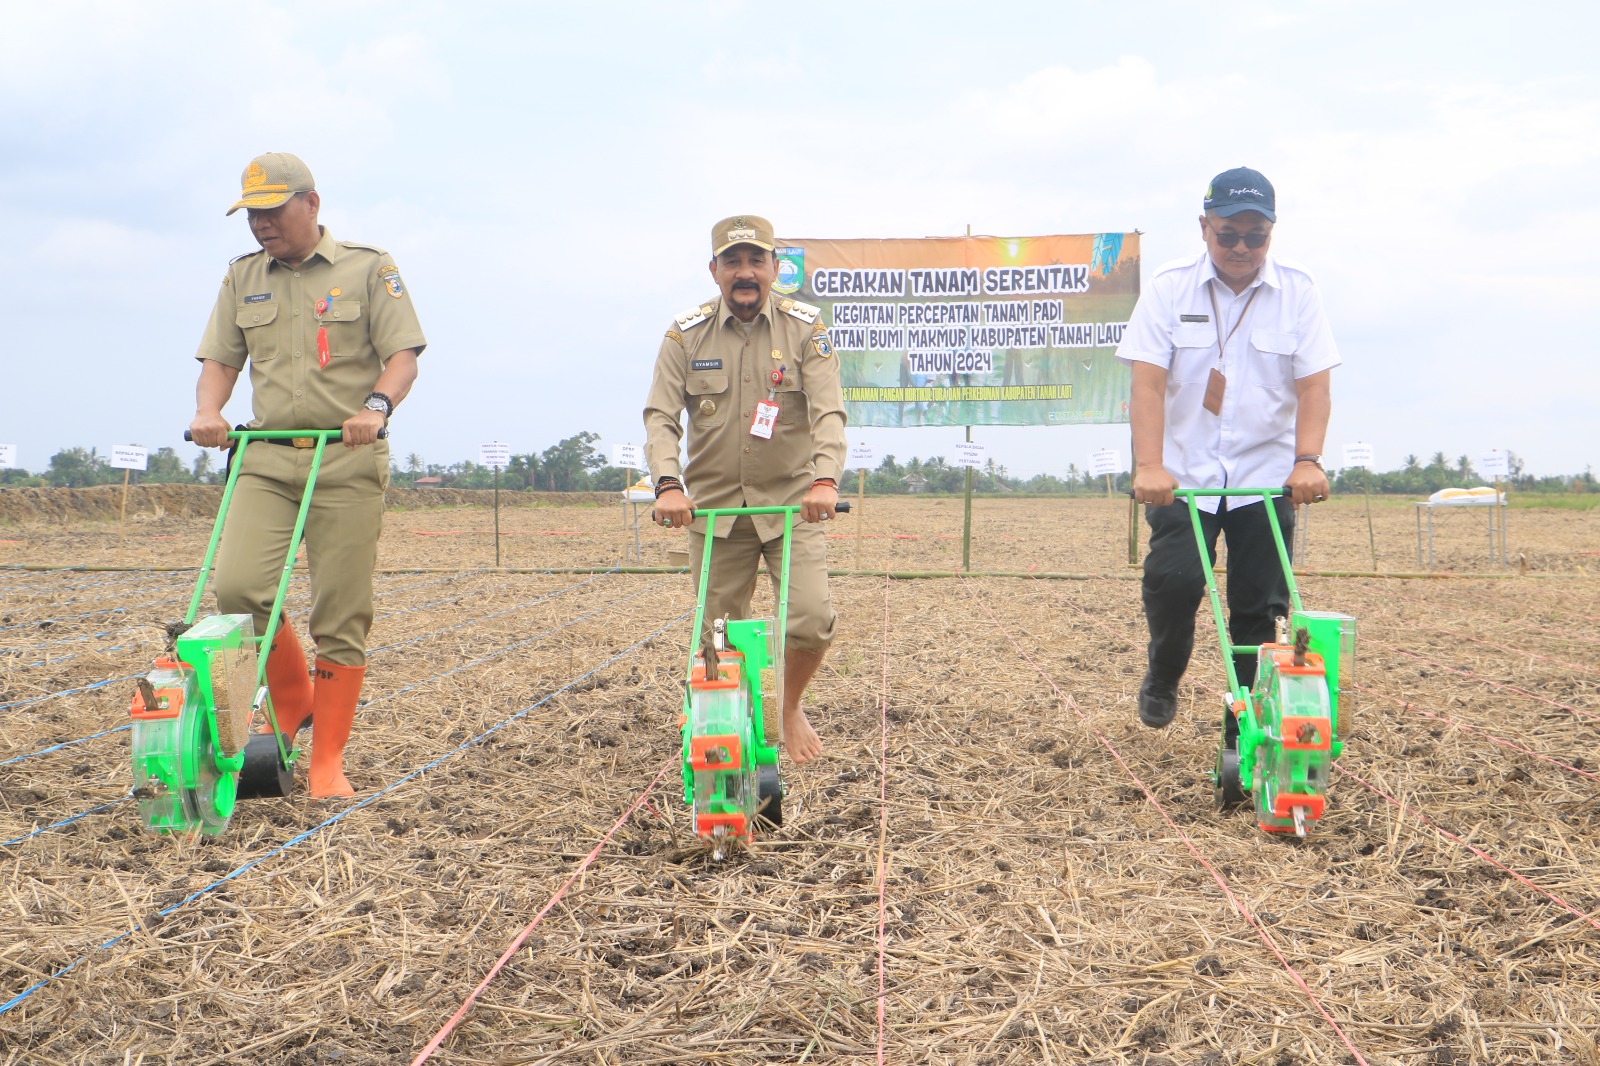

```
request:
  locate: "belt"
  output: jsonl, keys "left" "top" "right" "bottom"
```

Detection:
{"left": 263, "top": 436, "right": 329, "bottom": 449}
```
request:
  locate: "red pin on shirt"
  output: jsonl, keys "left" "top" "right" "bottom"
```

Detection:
{"left": 314, "top": 299, "right": 331, "bottom": 368}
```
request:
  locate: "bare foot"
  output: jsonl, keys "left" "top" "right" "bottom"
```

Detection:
{"left": 309, "top": 769, "right": 355, "bottom": 798}
{"left": 783, "top": 706, "right": 823, "bottom": 765}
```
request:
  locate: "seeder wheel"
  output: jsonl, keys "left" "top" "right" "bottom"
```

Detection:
{"left": 235, "top": 733, "right": 294, "bottom": 799}
{"left": 1212, "top": 698, "right": 1247, "bottom": 810}
{"left": 1213, "top": 741, "right": 1245, "bottom": 810}
{"left": 756, "top": 763, "right": 783, "bottom": 828}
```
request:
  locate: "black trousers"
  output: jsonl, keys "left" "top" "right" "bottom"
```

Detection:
{"left": 1141, "top": 497, "right": 1295, "bottom": 692}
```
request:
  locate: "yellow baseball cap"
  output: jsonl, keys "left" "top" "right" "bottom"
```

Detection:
{"left": 711, "top": 215, "right": 775, "bottom": 256}
{"left": 227, "top": 152, "right": 315, "bottom": 215}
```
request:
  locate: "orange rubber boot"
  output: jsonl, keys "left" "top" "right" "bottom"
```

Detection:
{"left": 308, "top": 661, "right": 365, "bottom": 798}
{"left": 256, "top": 619, "right": 314, "bottom": 737}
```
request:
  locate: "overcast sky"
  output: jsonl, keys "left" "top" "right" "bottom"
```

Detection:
{"left": 3, "top": 0, "right": 1597, "bottom": 480}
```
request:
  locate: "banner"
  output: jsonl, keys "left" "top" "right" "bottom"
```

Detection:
{"left": 779, "top": 233, "right": 1139, "bottom": 427}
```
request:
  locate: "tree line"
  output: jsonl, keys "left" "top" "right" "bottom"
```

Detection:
{"left": 2, "top": 441, "right": 1592, "bottom": 496}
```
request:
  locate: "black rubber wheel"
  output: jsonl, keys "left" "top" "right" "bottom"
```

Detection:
{"left": 756, "top": 763, "right": 783, "bottom": 828}
{"left": 1213, "top": 742, "right": 1246, "bottom": 810}
{"left": 235, "top": 733, "right": 294, "bottom": 799}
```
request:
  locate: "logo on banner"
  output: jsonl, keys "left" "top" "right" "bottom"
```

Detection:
{"left": 773, "top": 246, "right": 805, "bottom": 295}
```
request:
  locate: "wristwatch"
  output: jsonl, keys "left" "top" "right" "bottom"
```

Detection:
{"left": 363, "top": 392, "right": 393, "bottom": 420}
{"left": 1294, "top": 453, "right": 1323, "bottom": 468}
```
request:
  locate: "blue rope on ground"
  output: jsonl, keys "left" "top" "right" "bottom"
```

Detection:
{"left": 2, "top": 795, "right": 132, "bottom": 848}
{"left": 0, "top": 607, "right": 691, "bottom": 1017}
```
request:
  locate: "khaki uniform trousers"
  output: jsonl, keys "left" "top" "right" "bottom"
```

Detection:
{"left": 687, "top": 515, "right": 836, "bottom": 653}
{"left": 214, "top": 438, "right": 388, "bottom": 667}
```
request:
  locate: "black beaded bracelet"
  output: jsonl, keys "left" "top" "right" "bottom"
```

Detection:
{"left": 654, "top": 477, "right": 683, "bottom": 499}
{"left": 363, "top": 391, "right": 394, "bottom": 419}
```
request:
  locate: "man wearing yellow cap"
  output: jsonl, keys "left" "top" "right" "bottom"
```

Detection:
{"left": 644, "top": 216, "right": 848, "bottom": 766}
{"left": 189, "top": 152, "right": 425, "bottom": 798}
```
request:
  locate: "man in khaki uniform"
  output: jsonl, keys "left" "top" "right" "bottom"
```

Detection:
{"left": 645, "top": 216, "right": 847, "bottom": 766}
{"left": 189, "top": 152, "right": 425, "bottom": 798}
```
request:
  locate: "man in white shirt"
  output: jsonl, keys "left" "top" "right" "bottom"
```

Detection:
{"left": 1115, "top": 167, "right": 1339, "bottom": 728}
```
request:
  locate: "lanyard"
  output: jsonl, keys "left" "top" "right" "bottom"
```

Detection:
{"left": 1206, "top": 281, "right": 1259, "bottom": 366}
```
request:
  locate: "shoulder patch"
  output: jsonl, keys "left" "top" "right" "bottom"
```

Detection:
{"left": 782, "top": 299, "right": 820, "bottom": 325}
{"left": 338, "top": 240, "right": 391, "bottom": 256}
{"left": 675, "top": 304, "right": 713, "bottom": 331}
{"left": 811, "top": 329, "right": 834, "bottom": 359}
{"left": 664, "top": 329, "right": 683, "bottom": 344}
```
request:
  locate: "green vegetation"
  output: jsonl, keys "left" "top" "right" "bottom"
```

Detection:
{"left": 1331, "top": 451, "right": 1595, "bottom": 498}
{"left": 2, "top": 442, "right": 1592, "bottom": 500}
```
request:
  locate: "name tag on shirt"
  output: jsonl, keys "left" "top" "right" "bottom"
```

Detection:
{"left": 690, "top": 358, "right": 722, "bottom": 371}
{"left": 1180, "top": 314, "right": 1209, "bottom": 322}
{"left": 244, "top": 293, "right": 273, "bottom": 304}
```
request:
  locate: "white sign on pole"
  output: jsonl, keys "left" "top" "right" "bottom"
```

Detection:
{"left": 109, "top": 445, "right": 148, "bottom": 471}
{"left": 1088, "top": 448, "right": 1122, "bottom": 477}
{"left": 0, "top": 444, "right": 16, "bottom": 469}
{"left": 478, "top": 441, "right": 511, "bottom": 469}
{"left": 1342, "top": 442, "right": 1375, "bottom": 470}
{"left": 612, "top": 443, "right": 645, "bottom": 470}
{"left": 848, "top": 443, "right": 877, "bottom": 468}
{"left": 1478, "top": 449, "right": 1510, "bottom": 478}
{"left": 953, "top": 442, "right": 986, "bottom": 469}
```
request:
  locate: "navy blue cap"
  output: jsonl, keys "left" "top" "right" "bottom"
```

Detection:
{"left": 1204, "top": 167, "right": 1275, "bottom": 221}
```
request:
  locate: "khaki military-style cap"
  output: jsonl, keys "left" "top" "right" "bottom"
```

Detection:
{"left": 711, "top": 215, "right": 775, "bottom": 256}
{"left": 227, "top": 152, "right": 316, "bottom": 215}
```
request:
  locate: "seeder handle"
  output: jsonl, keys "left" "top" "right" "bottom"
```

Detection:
{"left": 184, "top": 428, "right": 388, "bottom": 442}
{"left": 1170, "top": 487, "right": 1301, "bottom": 701}
{"left": 650, "top": 500, "right": 850, "bottom": 522}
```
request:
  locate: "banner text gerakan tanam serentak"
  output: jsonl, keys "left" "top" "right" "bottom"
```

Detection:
{"left": 774, "top": 233, "right": 1139, "bottom": 428}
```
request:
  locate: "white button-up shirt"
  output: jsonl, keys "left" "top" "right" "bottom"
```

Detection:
{"left": 1115, "top": 251, "right": 1340, "bottom": 512}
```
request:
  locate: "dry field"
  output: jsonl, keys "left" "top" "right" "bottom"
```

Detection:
{"left": 1, "top": 490, "right": 1597, "bottom": 1065}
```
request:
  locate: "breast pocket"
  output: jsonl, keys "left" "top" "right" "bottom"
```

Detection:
{"left": 236, "top": 302, "right": 280, "bottom": 362}
{"left": 685, "top": 371, "right": 730, "bottom": 428}
{"left": 1249, "top": 329, "right": 1298, "bottom": 392}
{"left": 323, "top": 300, "right": 364, "bottom": 359}
{"left": 1169, "top": 322, "right": 1216, "bottom": 383}
{"left": 776, "top": 381, "right": 808, "bottom": 426}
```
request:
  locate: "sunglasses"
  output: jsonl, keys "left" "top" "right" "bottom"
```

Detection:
{"left": 1207, "top": 222, "right": 1270, "bottom": 249}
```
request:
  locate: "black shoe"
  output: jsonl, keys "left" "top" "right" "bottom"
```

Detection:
{"left": 1138, "top": 673, "right": 1179, "bottom": 728}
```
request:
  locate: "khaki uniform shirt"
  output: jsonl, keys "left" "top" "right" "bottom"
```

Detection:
{"left": 195, "top": 227, "right": 426, "bottom": 429}
{"left": 644, "top": 293, "right": 847, "bottom": 540}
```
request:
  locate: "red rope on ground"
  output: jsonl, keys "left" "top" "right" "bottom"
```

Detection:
{"left": 1349, "top": 684, "right": 1599, "bottom": 782}
{"left": 874, "top": 565, "right": 893, "bottom": 1065}
{"left": 1334, "top": 765, "right": 1600, "bottom": 935}
{"left": 960, "top": 577, "right": 1371, "bottom": 1066}
{"left": 410, "top": 758, "right": 675, "bottom": 1065}
{"left": 1167, "top": 629, "right": 1600, "bottom": 937}
{"left": 1354, "top": 598, "right": 1600, "bottom": 675}
{"left": 1356, "top": 581, "right": 1600, "bottom": 647}
{"left": 1379, "top": 645, "right": 1596, "bottom": 720}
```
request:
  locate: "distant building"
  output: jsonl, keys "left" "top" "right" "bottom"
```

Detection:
{"left": 415, "top": 476, "right": 442, "bottom": 488}
{"left": 902, "top": 473, "right": 929, "bottom": 494}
